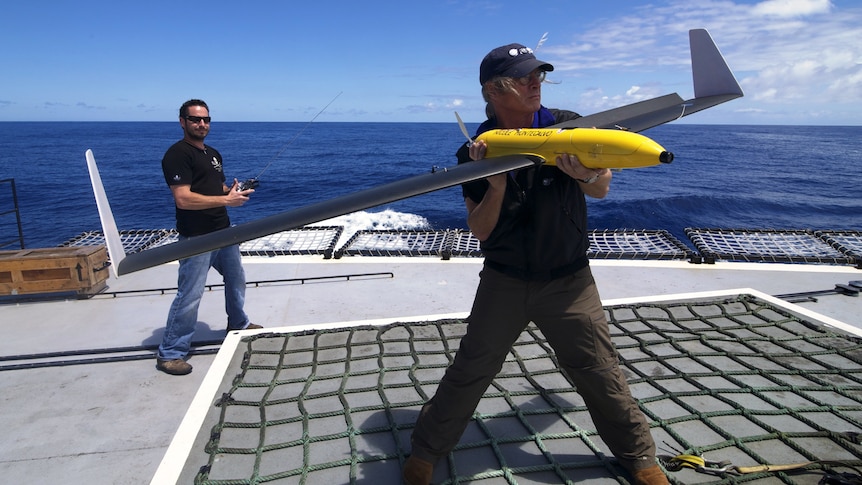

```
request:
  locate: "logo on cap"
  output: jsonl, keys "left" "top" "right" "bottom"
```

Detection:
{"left": 508, "top": 47, "right": 534, "bottom": 57}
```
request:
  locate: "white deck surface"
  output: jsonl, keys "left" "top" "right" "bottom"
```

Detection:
{"left": 1, "top": 256, "right": 860, "bottom": 484}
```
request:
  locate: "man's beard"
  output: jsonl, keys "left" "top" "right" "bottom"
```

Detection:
{"left": 185, "top": 126, "right": 208, "bottom": 141}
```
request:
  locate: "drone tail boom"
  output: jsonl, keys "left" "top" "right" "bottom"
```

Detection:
{"left": 89, "top": 154, "right": 542, "bottom": 275}
{"left": 550, "top": 28, "right": 743, "bottom": 132}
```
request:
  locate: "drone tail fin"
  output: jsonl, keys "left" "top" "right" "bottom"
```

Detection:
{"left": 85, "top": 149, "right": 126, "bottom": 278}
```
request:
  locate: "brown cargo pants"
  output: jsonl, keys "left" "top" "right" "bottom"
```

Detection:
{"left": 409, "top": 264, "right": 657, "bottom": 472}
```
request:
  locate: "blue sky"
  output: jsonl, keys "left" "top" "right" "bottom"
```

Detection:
{"left": 1, "top": 0, "right": 859, "bottom": 124}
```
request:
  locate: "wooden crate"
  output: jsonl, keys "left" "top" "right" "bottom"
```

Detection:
{"left": 0, "top": 245, "right": 110, "bottom": 297}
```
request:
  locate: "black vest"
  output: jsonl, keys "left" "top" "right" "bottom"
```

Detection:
{"left": 459, "top": 109, "right": 590, "bottom": 281}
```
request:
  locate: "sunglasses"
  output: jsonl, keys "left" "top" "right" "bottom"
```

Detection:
{"left": 184, "top": 115, "right": 211, "bottom": 124}
{"left": 516, "top": 70, "right": 547, "bottom": 86}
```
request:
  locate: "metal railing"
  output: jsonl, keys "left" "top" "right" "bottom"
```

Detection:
{"left": 0, "top": 178, "right": 25, "bottom": 250}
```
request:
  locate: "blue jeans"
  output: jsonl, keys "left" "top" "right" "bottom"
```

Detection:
{"left": 158, "top": 243, "right": 249, "bottom": 360}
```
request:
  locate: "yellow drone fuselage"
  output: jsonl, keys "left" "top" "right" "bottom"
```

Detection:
{"left": 477, "top": 128, "right": 673, "bottom": 169}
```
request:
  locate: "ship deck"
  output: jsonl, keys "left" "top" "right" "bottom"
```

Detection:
{"left": 2, "top": 255, "right": 862, "bottom": 484}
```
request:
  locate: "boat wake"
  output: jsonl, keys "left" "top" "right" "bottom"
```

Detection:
{"left": 310, "top": 209, "right": 431, "bottom": 248}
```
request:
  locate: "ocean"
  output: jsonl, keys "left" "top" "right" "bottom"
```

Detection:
{"left": 0, "top": 122, "right": 860, "bottom": 250}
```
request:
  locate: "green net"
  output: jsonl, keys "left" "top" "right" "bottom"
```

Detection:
{"left": 186, "top": 294, "right": 862, "bottom": 484}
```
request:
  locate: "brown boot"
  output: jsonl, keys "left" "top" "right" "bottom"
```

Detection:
{"left": 402, "top": 455, "right": 433, "bottom": 485}
{"left": 156, "top": 358, "right": 192, "bottom": 376}
{"left": 630, "top": 464, "right": 670, "bottom": 485}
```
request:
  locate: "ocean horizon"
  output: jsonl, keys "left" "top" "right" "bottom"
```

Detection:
{"left": 1, "top": 122, "right": 860, "bottom": 249}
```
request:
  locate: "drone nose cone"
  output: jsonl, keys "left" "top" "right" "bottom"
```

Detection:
{"left": 660, "top": 151, "right": 674, "bottom": 164}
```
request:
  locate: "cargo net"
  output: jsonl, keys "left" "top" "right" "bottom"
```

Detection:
{"left": 239, "top": 227, "right": 342, "bottom": 257}
{"left": 187, "top": 295, "right": 862, "bottom": 484}
{"left": 60, "top": 227, "right": 342, "bottom": 258}
{"left": 335, "top": 230, "right": 454, "bottom": 258}
{"left": 449, "top": 229, "right": 483, "bottom": 258}
{"left": 61, "top": 228, "right": 862, "bottom": 265}
{"left": 588, "top": 229, "right": 696, "bottom": 261}
{"left": 60, "top": 229, "right": 175, "bottom": 260}
{"left": 685, "top": 228, "right": 859, "bottom": 266}
{"left": 335, "top": 229, "right": 697, "bottom": 261}
{"left": 816, "top": 230, "right": 862, "bottom": 264}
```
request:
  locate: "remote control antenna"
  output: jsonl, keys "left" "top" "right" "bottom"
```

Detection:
{"left": 237, "top": 91, "right": 343, "bottom": 191}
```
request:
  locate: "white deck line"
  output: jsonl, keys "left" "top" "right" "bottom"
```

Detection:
{"left": 590, "top": 258, "right": 861, "bottom": 274}
{"left": 740, "top": 288, "right": 862, "bottom": 338}
{"left": 149, "top": 285, "right": 858, "bottom": 484}
{"left": 603, "top": 287, "right": 862, "bottom": 338}
{"left": 149, "top": 328, "right": 245, "bottom": 485}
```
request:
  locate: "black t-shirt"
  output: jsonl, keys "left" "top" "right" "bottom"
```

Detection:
{"left": 161, "top": 140, "right": 230, "bottom": 237}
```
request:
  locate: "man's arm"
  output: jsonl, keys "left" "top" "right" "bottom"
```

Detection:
{"left": 463, "top": 140, "right": 508, "bottom": 241}
{"left": 465, "top": 175, "right": 505, "bottom": 241}
{"left": 169, "top": 179, "right": 254, "bottom": 209}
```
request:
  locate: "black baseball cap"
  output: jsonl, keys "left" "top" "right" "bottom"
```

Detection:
{"left": 479, "top": 43, "right": 554, "bottom": 85}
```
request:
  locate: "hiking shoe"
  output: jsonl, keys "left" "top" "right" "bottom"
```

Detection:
{"left": 156, "top": 358, "right": 192, "bottom": 376}
{"left": 630, "top": 465, "right": 670, "bottom": 485}
{"left": 402, "top": 455, "right": 433, "bottom": 485}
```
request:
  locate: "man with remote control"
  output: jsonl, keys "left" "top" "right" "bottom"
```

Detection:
{"left": 157, "top": 99, "right": 261, "bottom": 376}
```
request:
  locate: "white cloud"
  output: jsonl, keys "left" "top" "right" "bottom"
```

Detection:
{"left": 751, "top": 0, "right": 833, "bottom": 17}
{"left": 543, "top": 0, "right": 861, "bottom": 122}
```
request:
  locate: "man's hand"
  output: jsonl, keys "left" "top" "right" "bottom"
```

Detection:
{"left": 225, "top": 179, "right": 254, "bottom": 207}
{"left": 470, "top": 140, "right": 507, "bottom": 191}
{"left": 555, "top": 153, "right": 605, "bottom": 181}
{"left": 556, "top": 153, "right": 611, "bottom": 198}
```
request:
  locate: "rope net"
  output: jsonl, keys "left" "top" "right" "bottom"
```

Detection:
{"left": 336, "top": 230, "right": 452, "bottom": 258}
{"left": 185, "top": 294, "right": 862, "bottom": 484}
{"left": 685, "top": 228, "right": 858, "bottom": 265}
{"left": 587, "top": 229, "right": 694, "bottom": 261}
{"left": 61, "top": 228, "right": 861, "bottom": 266}
{"left": 240, "top": 227, "right": 343, "bottom": 257}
